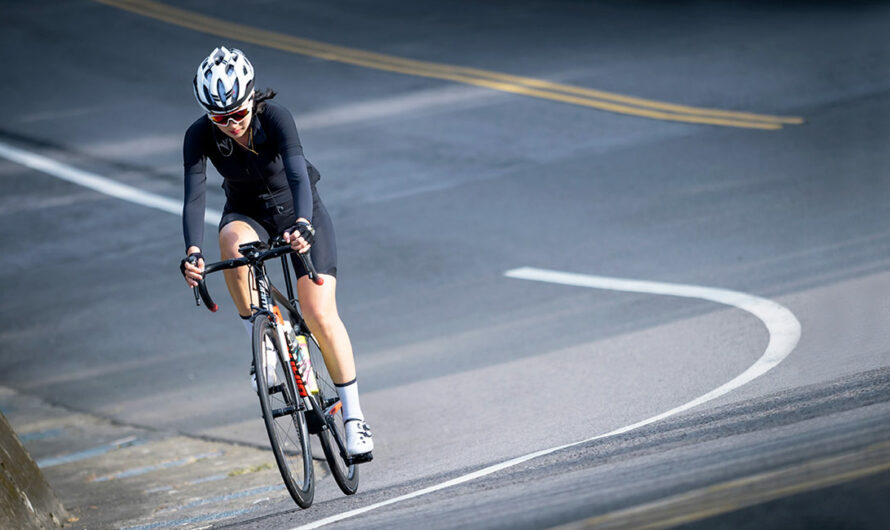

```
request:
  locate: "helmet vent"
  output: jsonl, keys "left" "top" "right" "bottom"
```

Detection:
{"left": 194, "top": 46, "right": 255, "bottom": 112}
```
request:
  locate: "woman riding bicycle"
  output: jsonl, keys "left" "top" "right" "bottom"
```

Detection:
{"left": 179, "top": 46, "right": 372, "bottom": 458}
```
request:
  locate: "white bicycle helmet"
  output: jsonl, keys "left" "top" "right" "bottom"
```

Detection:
{"left": 193, "top": 46, "right": 255, "bottom": 113}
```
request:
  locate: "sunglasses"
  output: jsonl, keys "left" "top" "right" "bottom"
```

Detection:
{"left": 208, "top": 107, "right": 250, "bottom": 124}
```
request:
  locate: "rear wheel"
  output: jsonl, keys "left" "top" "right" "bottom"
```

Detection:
{"left": 305, "top": 333, "right": 359, "bottom": 495}
{"left": 253, "top": 315, "right": 314, "bottom": 507}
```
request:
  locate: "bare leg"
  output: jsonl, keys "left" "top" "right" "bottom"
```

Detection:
{"left": 219, "top": 221, "right": 261, "bottom": 317}
{"left": 296, "top": 274, "right": 355, "bottom": 385}
{"left": 299, "top": 273, "right": 372, "bottom": 452}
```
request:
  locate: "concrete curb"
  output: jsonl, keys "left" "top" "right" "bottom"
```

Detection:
{"left": 0, "top": 410, "right": 70, "bottom": 529}
{"left": 1, "top": 386, "right": 328, "bottom": 529}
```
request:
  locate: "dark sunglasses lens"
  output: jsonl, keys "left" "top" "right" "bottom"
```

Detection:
{"left": 209, "top": 108, "right": 249, "bottom": 123}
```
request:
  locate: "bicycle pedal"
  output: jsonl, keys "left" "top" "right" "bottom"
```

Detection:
{"left": 346, "top": 452, "right": 373, "bottom": 465}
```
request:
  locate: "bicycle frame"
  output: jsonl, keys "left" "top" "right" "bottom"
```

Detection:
{"left": 250, "top": 254, "right": 317, "bottom": 413}
{"left": 193, "top": 241, "right": 357, "bottom": 464}
{"left": 256, "top": 258, "right": 353, "bottom": 462}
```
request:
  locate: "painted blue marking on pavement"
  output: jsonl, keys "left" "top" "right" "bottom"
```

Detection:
{"left": 93, "top": 451, "right": 224, "bottom": 482}
{"left": 159, "top": 484, "right": 286, "bottom": 513}
{"left": 19, "top": 428, "right": 65, "bottom": 442}
{"left": 120, "top": 507, "right": 259, "bottom": 530}
{"left": 37, "top": 437, "right": 144, "bottom": 468}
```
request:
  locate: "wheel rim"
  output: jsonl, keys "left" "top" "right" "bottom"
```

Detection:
{"left": 257, "top": 323, "right": 313, "bottom": 502}
{"left": 306, "top": 334, "right": 359, "bottom": 491}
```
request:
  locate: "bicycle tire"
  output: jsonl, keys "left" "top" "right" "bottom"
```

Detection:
{"left": 306, "top": 333, "right": 359, "bottom": 495}
{"left": 253, "top": 315, "right": 315, "bottom": 507}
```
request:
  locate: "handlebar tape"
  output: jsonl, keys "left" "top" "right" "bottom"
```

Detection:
{"left": 298, "top": 251, "right": 324, "bottom": 286}
{"left": 196, "top": 280, "right": 218, "bottom": 312}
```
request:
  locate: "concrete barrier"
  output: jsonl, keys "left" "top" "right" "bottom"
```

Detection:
{"left": 0, "top": 411, "right": 69, "bottom": 529}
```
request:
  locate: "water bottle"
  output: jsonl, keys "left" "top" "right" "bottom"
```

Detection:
{"left": 278, "top": 314, "right": 306, "bottom": 386}
{"left": 295, "top": 334, "right": 319, "bottom": 394}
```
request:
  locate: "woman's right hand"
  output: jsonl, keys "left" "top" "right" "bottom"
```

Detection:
{"left": 180, "top": 248, "right": 205, "bottom": 287}
{"left": 283, "top": 219, "right": 315, "bottom": 254}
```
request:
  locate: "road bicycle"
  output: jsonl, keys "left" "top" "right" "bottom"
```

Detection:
{"left": 189, "top": 238, "right": 367, "bottom": 508}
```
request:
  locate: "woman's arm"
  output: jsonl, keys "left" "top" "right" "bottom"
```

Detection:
{"left": 183, "top": 121, "right": 208, "bottom": 251}
{"left": 268, "top": 104, "right": 314, "bottom": 224}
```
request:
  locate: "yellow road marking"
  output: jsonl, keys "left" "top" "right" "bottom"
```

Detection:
{"left": 554, "top": 440, "right": 890, "bottom": 529}
{"left": 96, "top": 0, "right": 803, "bottom": 130}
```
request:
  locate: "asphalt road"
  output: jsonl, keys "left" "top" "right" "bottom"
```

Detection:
{"left": 1, "top": 0, "right": 889, "bottom": 528}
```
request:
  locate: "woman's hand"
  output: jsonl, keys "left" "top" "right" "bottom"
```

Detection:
{"left": 283, "top": 219, "right": 314, "bottom": 254}
{"left": 180, "top": 247, "right": 205, "bottom": 287}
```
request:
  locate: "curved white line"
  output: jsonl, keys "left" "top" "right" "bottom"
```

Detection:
{"left": 293, "top": 267, "right": 801, "bottom": 529}
{"left": 0, "top": 143, "right": 802, "bottom": 527}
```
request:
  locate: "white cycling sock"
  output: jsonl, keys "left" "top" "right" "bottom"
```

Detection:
{"left": 336, "top": 379, "right": 364, "bottom": 422}
{"left": 241, "top": 315, "right": 252, "bottom": 339}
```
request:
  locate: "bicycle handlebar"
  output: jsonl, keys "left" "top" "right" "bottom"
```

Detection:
{"left": 191, "top": 242, "right": 323, "bottom": 313}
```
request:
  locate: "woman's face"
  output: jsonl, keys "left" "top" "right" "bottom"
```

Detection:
{"left": 208, "top": 93, "right": 254, "bottom": 139}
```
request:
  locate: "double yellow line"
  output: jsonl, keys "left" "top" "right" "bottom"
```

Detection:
{"left": 97, "top": 0, "right": 803, "bottom": 130}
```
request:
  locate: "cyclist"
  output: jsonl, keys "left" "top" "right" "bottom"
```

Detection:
{"left": 179, "top": 46, "right": 372, "bottom": 458}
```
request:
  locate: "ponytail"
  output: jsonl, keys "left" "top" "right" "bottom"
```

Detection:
{"left": 253, "top": 88, "right": 277, "bottom": 114}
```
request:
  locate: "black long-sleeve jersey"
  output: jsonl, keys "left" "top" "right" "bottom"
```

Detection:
{"left": 182, "top": 101, "right": 320, "bottom": 250}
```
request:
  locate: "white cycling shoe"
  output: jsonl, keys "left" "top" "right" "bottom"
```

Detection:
{"left": 345, "top": 419, "right": 373, "bottom": 457}
{"left": 250, "top": 340, "right": 280, "bottom": 392}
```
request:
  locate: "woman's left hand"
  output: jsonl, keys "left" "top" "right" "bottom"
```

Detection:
{"left": 283, "top": 218, "right": 314, "bottom": 254}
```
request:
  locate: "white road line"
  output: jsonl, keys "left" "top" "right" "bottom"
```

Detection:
{"left": 0, "top": 141, "right": 803, "bottom": 527}
{"left": 292, "top": 267, "right": 801, "bottom": 529}
{"left": 0, "top": 141, "right": 221, "bottom": 225}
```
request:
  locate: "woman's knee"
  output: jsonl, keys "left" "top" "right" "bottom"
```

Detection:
{"left": 302, "top": 302, "right": 339, "bottom": 334}
{"left": 219, "top": 222, "right": 255, "bottom": 258}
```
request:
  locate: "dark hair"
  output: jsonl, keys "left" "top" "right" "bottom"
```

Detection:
{"left": 253, "top": 88, "right": 277, "bottom": 114}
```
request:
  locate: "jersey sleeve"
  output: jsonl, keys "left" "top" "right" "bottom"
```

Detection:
{"left": 267, "top": 104, "right": 313, "bottom": 223}
{"left": 182, "top": 120, "right": 208, "bottom": 250}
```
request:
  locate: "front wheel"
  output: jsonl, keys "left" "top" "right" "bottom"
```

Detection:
{"left": 306, "top": 334, "right": 359, "bottom": 495}
{"left": 254, "top": 315, "right": 315, "bottom": 508}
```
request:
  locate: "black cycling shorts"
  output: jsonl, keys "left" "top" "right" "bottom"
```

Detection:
{"left": 218, "top": 191, "right": 337, "bottom": 278}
